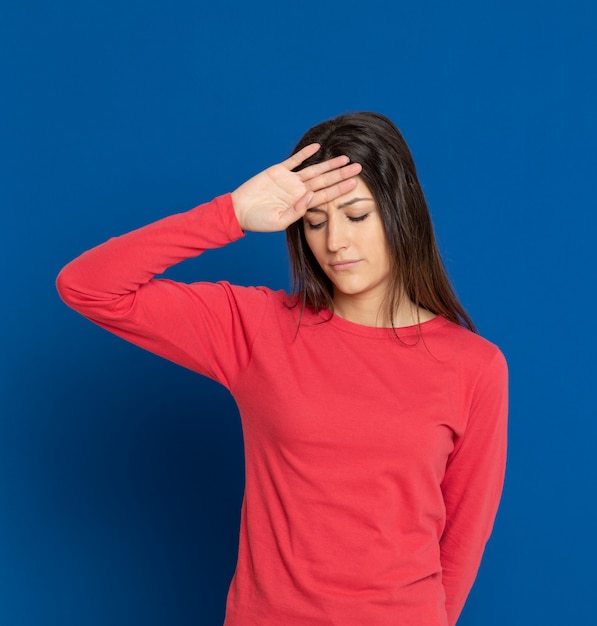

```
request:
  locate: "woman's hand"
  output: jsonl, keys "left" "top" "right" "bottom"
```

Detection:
{"left": 231, "top": 144, "right": 362, "bottom": 232}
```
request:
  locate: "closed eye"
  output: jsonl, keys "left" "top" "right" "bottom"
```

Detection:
{"left": 348, "top": 213, "right": 370, "bottom": 223}
{"left": 306, "top": 213, "right": 370, "bottom": 230}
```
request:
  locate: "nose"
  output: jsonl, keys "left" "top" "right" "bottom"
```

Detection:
{"left": 326, "top": 215, "right": 349, "bottom": 252}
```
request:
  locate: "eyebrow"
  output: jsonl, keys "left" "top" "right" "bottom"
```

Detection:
{"left": 306, "top": 197, "right": 375, "bottom": 213}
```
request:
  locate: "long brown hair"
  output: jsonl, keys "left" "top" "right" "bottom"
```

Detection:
{"left": 286, "top": 112, "right": 477, "bottom": 333}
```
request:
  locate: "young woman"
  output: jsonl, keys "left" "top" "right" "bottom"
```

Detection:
{"left": 57, "top": 112, "right": 508, "bottom": 626}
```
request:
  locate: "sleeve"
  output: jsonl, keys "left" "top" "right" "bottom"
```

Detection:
{"left": 56, "top": 194, "right": 268, "bottom": 389}
{"left": 439, "top": 348, "right": 509, "bottom": 625}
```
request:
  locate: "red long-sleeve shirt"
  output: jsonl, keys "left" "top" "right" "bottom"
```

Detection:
{"left": 57, "top": 194, "right": 508, "bottom": 625}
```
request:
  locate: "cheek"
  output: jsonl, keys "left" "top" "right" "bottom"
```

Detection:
{"left": 370, "top": 221, "right": 390, "bottom": 256}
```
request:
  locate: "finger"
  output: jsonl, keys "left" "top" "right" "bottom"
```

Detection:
{"left": 284, "top": 143, "right": 321, "bottom": 170}
{"left": 307, "top": 177, "right": 359, "bottom": 209}
{"left": 306, "top": 162, "right": 362, "bottom": 192}
{"left": 293, "top": 191, "right": 315, "bottom": 216}
{"left": 297, "top": 154, "right": 351, "bottom": 182}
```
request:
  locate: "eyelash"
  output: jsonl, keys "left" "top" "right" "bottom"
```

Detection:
{"left": 307, "top": 213, "right": 370, "bottom": 230}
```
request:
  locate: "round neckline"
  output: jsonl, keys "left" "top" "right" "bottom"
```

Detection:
{"left": 318, "top": 310, "right": 449, "bottom": 338}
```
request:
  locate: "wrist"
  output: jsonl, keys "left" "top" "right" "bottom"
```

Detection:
{"left": 230, "top": 189, "right": 248, "bottom": 231}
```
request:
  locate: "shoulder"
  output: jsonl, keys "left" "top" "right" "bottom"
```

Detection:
{"left": 428, "top": 318, "right": 508, "bottom": 388}
{"left": 221, "top": 282, "right": 290, "bottom": 306}
{"left": 216, "top": 282, "right": 301, "bottom": 323}
{"left": 434, "top": 318, "right": 505, "bottom": 361}
{"left": 430, "top": 321, "right": 508, "bottom": 437}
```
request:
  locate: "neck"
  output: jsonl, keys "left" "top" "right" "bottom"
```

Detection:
{"left": 332, "top": 292, "right": 436, "bottom": 328}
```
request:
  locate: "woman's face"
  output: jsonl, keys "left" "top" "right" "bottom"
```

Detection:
{"left": 303, "top": 176, "right": 392, "bottom": 306}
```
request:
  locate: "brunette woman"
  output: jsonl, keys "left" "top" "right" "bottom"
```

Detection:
{"left": 57, "top": 112, "right": 508, "bottom": 626}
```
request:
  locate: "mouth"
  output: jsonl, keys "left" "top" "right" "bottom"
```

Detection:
{"left": 329, "top": 260, "right": 361, "bottom": 270}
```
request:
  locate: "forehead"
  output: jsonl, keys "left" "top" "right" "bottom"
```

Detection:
{"left": 316, "top": 176, "right": 375, "bottom": 211}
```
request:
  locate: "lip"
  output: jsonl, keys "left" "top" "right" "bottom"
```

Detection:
{"left": 329, "top": 260, "right": 361, "bottom": 270}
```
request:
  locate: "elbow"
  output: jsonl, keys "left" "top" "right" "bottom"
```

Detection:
{"left": 55, "top": 260, "right": 98, "bottom": 313}
{"left": 56, "top": 261, "right": 80, "bottom": 309}
{"left": 56, "top": 258, "right": 131, "bottom": 321}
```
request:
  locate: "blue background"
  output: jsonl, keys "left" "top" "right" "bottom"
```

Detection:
{"left": 2, "top": 1, "right": 595, "bottom": 624}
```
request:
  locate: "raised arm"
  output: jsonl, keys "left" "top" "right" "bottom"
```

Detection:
{"left": 56, "top": 147, "right": 361, "bottom": 387}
